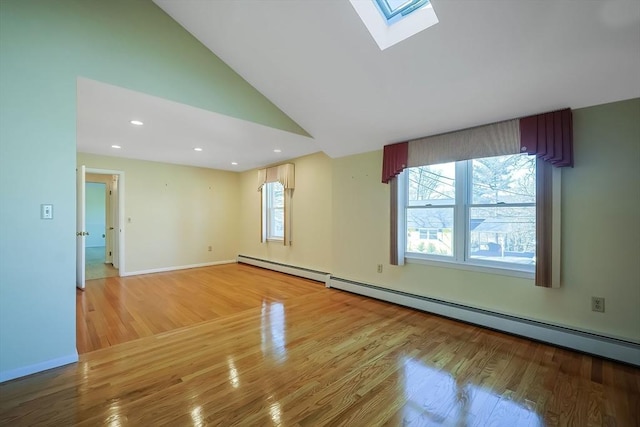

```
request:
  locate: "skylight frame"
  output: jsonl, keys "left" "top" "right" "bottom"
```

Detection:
{"left": 373, "top": 0, "right": 430, "bottom": 23}
{"left": 350, "top": 0, "right": 439, "bottom": 50}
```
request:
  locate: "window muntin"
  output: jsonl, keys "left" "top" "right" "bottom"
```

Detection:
{"left": 405, "top": 154, "right": 536, "bottom": 271}
{"left": 265, "top": 182, "right": 284, "bottom": 240}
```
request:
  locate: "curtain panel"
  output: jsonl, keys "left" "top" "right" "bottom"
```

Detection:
{"left": 382, "top": 109, "right": 573, "bottom": 286}
{"left": 257, "top": 163, "right": 295, "bottom": 190}
{"left": 258, "top": 163, "right": 295, "bottom": 246}
{"left": 382, "top": 142, "right": 408, "bottom": 183}
{"left": 520, "top": 109, "right": 573, "bottom": 167}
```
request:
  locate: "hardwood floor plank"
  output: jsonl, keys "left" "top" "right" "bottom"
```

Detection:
{"left": 1, "top": 264, "right": 639, "bottom": 426}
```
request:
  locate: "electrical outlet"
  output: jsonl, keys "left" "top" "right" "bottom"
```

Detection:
{"left": 208, "top": 246, "right": 212, "bottom": 252}
{"left": 377, "top": 264, "right": 383, "bottom": 273}
{"left": 591, "top": 297, "right": 605, "bottom": 313}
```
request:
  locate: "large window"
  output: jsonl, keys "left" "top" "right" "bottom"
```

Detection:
{"left": 405, "top": 153, "right": 536, "bottom": 272}
{"left": 264, "top": 181, "right": 284, "bottom": 240}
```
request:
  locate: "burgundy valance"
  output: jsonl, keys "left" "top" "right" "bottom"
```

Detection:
{"left": 520, "top": 109, "right": 573, "bottom": 167}
{"left": 381, "top": 108, "right": 573, "bottom": 184}
{"left": 381, "top": 142, "right": 408, "bottom": 183}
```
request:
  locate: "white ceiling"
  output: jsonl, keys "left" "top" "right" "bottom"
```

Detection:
{"left": 76, "top": 78, "right": 316, "bottom": 172}
{"left": 78, "top": 0, "right": 640, "bottom": 171}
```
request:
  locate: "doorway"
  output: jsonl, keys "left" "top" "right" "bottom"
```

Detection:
{"left": 76, "top": 167, "right": 125, "bottom": 289}
{"left": 85, "top": 179, "right": 117, "bottom": 279}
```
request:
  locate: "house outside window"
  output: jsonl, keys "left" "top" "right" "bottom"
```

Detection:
{"left": 405, "top": 153, "right": 536, "bottom": 272}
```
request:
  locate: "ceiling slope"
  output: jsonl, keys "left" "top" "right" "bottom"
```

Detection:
{"left": 154, "top": 0, "right": 640, "bottom": 158}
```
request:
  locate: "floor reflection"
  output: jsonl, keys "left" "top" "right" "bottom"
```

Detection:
{"left": 190, "top": 405, "right": 204, "bottom": 427}
{"left": 227, "top": 355, "right": 240, "bottom": 389}
{"left": 402, "top": 357, "right": 542, "bottom": 426}
{"left": 268, "top": 398, "right": 283, "bottom": 426}
{"left": 105, "top": 399, "right": 126, "bottom": 427}
{"left": 261, "top": 301, "right": 287, "bottom": 362}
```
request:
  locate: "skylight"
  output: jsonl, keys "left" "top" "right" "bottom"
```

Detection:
{"left": 374, "top": 0, "right": 430, "bottom": 24}
{"left": 350, "top": 0, "right": 438, "bottom": 50}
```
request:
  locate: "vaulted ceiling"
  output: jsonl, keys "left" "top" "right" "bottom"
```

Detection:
{"left": 78, "top": 0, "right": 640, "bottom": 171}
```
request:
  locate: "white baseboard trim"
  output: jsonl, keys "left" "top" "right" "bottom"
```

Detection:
{"left": 121, "top": 260, "right": 236, "bottom": 277}
{"left": 237, "top": 255, "right": 331, "bottom": 284}
{"left": 0, "top": 351, "right": 79, "bottom": 383}
{"left": 329, "top": 276, "right": 640, "bottom": 367}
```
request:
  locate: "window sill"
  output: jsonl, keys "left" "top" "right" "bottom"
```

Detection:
{"left": 266, "top": 238, "right": 284, "bottom": 243}
{"left": 405, "top": 255, "right": 534, "bottom": 280}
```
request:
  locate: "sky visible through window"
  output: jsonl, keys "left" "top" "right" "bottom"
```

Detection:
{"left": 374, "top": 0, "right": 430, "bottom": 24}
{"left": 350, "top": 0, "right": 438, "bottom": 50}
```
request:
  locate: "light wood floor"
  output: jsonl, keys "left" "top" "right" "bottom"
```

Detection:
{"left": 1, "top": 264, "right": 638, "bottom": 426}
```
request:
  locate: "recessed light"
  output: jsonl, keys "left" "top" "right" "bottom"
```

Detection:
{"left": 273, "top": 149, "right": 282, "bottom": 153}
{"left": 231, "top": 162, "right": 238, "bottom": 166}
{"left": 111, "top": 145, "right": 121, "bottom": 149}
{"left": 130, "top": 120, "right": 144, "bottom": 126}
{"left": 194, "top": 147, "right": 203, "bottom": 152}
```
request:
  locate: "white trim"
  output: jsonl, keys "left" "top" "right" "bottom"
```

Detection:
{"left": 328, "top": 277, "right": 640, "bottom": 366}
{"left": 121, "top": 260, "right": 235, "bottom": 277}
{"left": 403, "top": 155, "right": 538, "bottom": 278}
{"left": 237, "top": 255, "right": 329, "bottom": 283}
{"left": 405, "top": 255, "right": 535, "bottom": 280}
{"left": 0, "top": 352, "right": 78, "bottom": 383}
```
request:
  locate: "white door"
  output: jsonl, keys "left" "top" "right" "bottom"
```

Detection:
{"left": 76, "top": 165, "right": 86, "bottom": 289}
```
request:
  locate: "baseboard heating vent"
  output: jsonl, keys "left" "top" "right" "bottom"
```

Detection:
{"left": 329, "top": 276, "right": 640, "bottom": 367}
{"left": 237, "top": 255, "right": 330, "bottom": 284}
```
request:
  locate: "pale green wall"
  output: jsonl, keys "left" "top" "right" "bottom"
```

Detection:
{"left": 238, "top": 152, "right": 333, "bottom": 272}
{"left": 0, "top": 0, "right": 305, "bottom": 378}
{"left": 332, "top": 98, "right": 640, "bottom": 342}
{"left": 85, "top": 182, "right": 106, "bottom": 248}
{"left": 78, "top": 153, "right": 240, "bottom": 272}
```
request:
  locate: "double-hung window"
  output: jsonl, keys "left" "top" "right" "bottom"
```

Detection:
{"left": 405, "top": 153, "right": 536, "bottom": 274}
{"left": 264, "top": 182, "right": 284, "bottom": 240}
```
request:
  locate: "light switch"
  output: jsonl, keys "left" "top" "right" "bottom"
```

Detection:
{"left": 41, "top": 204, "right": 53, "bottom": 219}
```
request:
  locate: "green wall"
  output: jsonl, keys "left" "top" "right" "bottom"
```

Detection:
{"left": 0, "top": 0, "right": 305, "bottom": 380}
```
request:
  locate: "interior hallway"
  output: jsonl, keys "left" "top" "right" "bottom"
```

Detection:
{"left": 85, "top": 246, "right": 118, "bottom": 280}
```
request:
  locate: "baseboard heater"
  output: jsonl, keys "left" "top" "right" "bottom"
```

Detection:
{"left": 237, "top": 255, "right": 330, "bottom": 284}
{"left": 328, "top": 276, "right": 640, "bottom": 367}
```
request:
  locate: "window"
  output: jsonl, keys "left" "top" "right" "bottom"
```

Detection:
{"left": 264, "top": 181, "right": 284, "bottom": 240}
{"left": 373, "top": 0, "right": 430, "bottom": 24}
{"left": 349, "top": 0, "right": 438, "bottom": 50}
{"left": 258, "top": 163, "right": 294, "bottom": 245}
{"left": 405, "top": 153, "right": 536, "bottom": 272}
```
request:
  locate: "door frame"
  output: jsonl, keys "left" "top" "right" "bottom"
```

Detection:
{"left": 85, "top": 167, "right": 126, "bottom": 276}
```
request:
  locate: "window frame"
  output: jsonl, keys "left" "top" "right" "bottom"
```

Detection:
{"left": 263, "top": 181, "right": 284, "bottom": 241}
{"left": 402, "top": 154, "right": 536, "bottom": 279}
